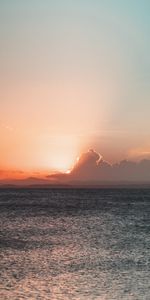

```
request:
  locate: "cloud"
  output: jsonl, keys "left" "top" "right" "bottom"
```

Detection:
{"left": 70, "top": 149, "right": 112, "bottom": 181}
{"left": 48, "top": 149, "right": 150, "bottom": 184}
{"left": 1, "top": 149, "right": 150, "bottom": 186}
{"left": 72, "top": 149, "right": 101, "bottom": 172}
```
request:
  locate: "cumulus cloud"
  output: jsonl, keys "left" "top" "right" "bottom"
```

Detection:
{"left": 72, "top": 149, "right": 101, "bottom": 171}
{"left": 70, "top": 149, "right": 112, "bottom": 181}
{"left": 49, "top": 149, "right": 150, "bottom": 184}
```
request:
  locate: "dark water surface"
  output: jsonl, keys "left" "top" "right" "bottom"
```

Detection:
{"left": 0, "top": 188, "right": 150, "bottom": 299}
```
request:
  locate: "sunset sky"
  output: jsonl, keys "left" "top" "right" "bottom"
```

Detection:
{"left": 0, "top": 0, "right": 150, "bottom": 178}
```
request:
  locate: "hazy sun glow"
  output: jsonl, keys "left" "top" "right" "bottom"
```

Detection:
{"left": 40, "top": 135, "right": 82, "bottom": 173}
{"left": 50, "top": 154, "right": 74, "bottom": 172}
{"left": 0, "top": 1, "right": 150, "bottom": 175}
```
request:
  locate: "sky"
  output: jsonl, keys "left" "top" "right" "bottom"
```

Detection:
{"left": 0, "top": 0, "right": 150, "bottom": 178}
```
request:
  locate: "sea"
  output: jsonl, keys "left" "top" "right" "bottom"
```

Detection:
{"left": 0, "top": 188, "right": 150, "bottom": 300}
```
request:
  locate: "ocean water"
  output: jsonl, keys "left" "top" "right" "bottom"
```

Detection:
{"left": 0, "top": 188, "right": 150, "bottom": 300}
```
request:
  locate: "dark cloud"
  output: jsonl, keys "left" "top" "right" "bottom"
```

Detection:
{"left": 70, "top": 149, "right": 112, "bottom": 181}
{"left": 71, "top": 149, "right": 101, "bottom": 179}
